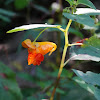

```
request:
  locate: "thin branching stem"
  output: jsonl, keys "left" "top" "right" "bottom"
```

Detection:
{"left": 33, "top": 28, "right": 48, "bottom": 42}
{"left": 50, "top": 19, "right": 72, "bottom": 100}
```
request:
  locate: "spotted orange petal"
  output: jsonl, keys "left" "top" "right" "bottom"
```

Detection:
{"left": 28, "top": 52, "right": 44, "bottom": 66}
{"left": 22, "top": 39, "right": 35, "bottom": 49}
{"left": 32, "top": 53, "right": 44, "bottom": 66}
{"left": 32, "top": 42, "right": 57, "bottom": 55}
{"left": 28, "top": 53, "right": 35, "bottom": 65}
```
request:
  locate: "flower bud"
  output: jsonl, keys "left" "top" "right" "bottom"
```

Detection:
{"left": 51, "top": 2, "right": 60, "bottom": 12}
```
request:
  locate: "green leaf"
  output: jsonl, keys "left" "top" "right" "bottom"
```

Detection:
{"left": 1, "top": 78, "right": 23, "bottom": 100}
{"left": 16, "top": 72, "right": 34, "bottom": 82}
{"left": 69, "top": 27, "right": 83, "bottom": 38}
{"left": 75, "top": 8, "right": 100, "bottom": 15}
{"left": 70, "top": 36, "right": 100, "bottom": 62}
{"left": 0, "top": 9, "right": 16, "bottom": 22}
{"left": 73, "top": 73, "right": 100, "bottom": 100}
{"left": 14, "top": 0, "right": 29, "bottom": 10}
{"left": 0, "top": 84, "right": 15, "bottom": 100}
{"left": 7, "top": 28, "right": 25, "bottom": 33}
{"left": 83, "top": 35, "right": 100, "bottom": 48}
{"left": 51, "top": 68, "right": 73, "bottom": 78}
{"left": 0, "top": 62, "right": 15, "bottom": 78}
{"left": 35, "top": 67, "right": 47, "bottom": 79}
{"left": 77, "top": 0, "right": 96, "bottom": 9}
{"left": 22, "top": 87, "right": 38, "bottom": 98}
{"left": 0, "top": 62, "right": 22, "bottom": 100}
{"left": 5, "top": 0, "right": 14, "bottom": 5}
{"left": 7, "top": 24, "right": 60, "bottom": 33}
{"left": 0, "top": 8, "right": 16, "bottom": 17}
{"left": 34, "top": 4, "right": 50, "bottom": 14}
{"left": 83, "top": 25, "right": 98, "bottom": 30}
{"left": 56, "top": 88, "right": 65, "bottom": 94}
{"left": 0, "top": 15, "right": 11, "bottom": 22}
{"left": 27, "top": 96, "right": 37, "bottom": 100}
{"left": 72, "top": 69, "right": 100, "bottom": 86}
{"left": 94, "top": 87, "right": 100, "bottom": 100}
{"left": 60, "top": 82, "right": 96, "bottom": 100}
{"left": 63, "top": 12, "right": 94, "bottom": 26}
{"left": 73, "top": 76, "right": 95, "bottom": 94}
{"left": 65, "top": 0, "right": 74, "bottom": 6}
{"left": 26, "top": 93, "right": 46, "bottom": 100}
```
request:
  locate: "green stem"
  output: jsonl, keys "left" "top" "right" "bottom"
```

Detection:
{"left": 63, "top": 58, "right": 71, "bottom": 67}
{"left": 68, "top": 43, "right": 83, "bottom": 46}
{"left": 33, "top": 27, "right": 65, "bottom": 43}
{"left": 50, "top": 19, "right": 72, "bottom": 100}
{"left": 33, "top": 28, "right": 48, "bottom": 42}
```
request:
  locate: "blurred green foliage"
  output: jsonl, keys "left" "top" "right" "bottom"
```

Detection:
{"left": 73, "top": 69, "right": 100, "bottom": 100}
{"left": 0, "top": 62, "right": 23, "bottom": 100}
{"left": 14, "top": 0, "right": 29, "bottom": 10}
{"left": 1, "top": 0, "right": 100, "bottom": 100}
{"left": 0, "top": 62, "right": 96, "bottom": 100}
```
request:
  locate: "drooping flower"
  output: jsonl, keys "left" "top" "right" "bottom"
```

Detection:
{"left": 22, "top": 39, "right": 57, "bottom": 66}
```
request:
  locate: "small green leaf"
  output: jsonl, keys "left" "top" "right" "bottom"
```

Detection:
{"left": 73, "top": 76, "right": 95, "bottom": 94}
{"left": 0, "top": 62, "right": 15, "bottom": 78}
{"left": 0, "top": 8, "right": 16, "bottom": 16}
{"left": 0, "top": 9, "right": 16, "bottom": 22}
{"left": 69, "top": 27, "right": 83, "bottom": 38}
{"left": 77, "top": 0, "right": 96, "bottom": 9}
{"left": 61, "top": 83, "right": 96, "bottom": 100}
{"left": 0, "top": 62, "right": 22, "bottom": 100}
{"left": 73, "top": 75, "right": 100, "bottom": 100}
{"left": 1, "top": 79, "right": 23, "bottom": 100}
{"left": 63, "top": 12, "right": 94, "bottom": 26}
{"left": 16, "top": 72, "right": 34, "bottom": 82}
{"left": 7, "top": 24, "right": 60, "bottom": 33}
{"left": 0, "top": 15, "right": 11, "bottom": 22}
{"left": 50, "top": 68, "right": 73, "bottom": 78}
{"left": 70, "top": 36, "right": 100, "bottom": 62}
{"left": 65, "top": 0, "right": 74, "bottom": 6}
{"left": 0, "top": 84, "right": 15, "bottom": 100}
{"left": 14, "top": 0, "right": 29, "bottom": 10}
{"left": 72, "top": 69, "right": 100, "bottom": 86}
{"left": 83, "top": 35, "right": 100, "bottom": 48}
{"left": 34, "top": 4, "right": 50, "bottom": 14}
{"left": 27, "top": 96, "right": 37, "bottom": 100}
{"left": 94, "top": 87, "right": 100, "bottom": 100}
{"left": 56, "top": 88, "right": 65, "bottom": 94}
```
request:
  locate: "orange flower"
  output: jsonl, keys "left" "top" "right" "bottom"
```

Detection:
{"left": 22, "top": 39, "right": 57, "bottom": 66}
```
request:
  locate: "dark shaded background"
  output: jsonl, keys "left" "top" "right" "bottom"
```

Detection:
{"left": 0, "top": 0, "right": 100, "bottom": 99}
{"left": 0, "top": 0, "right": 100, "bottom": 71}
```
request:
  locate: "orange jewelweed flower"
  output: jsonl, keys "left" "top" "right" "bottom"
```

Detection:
{"left": 22, "top": 39, "right": 57, "bottom": 66}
